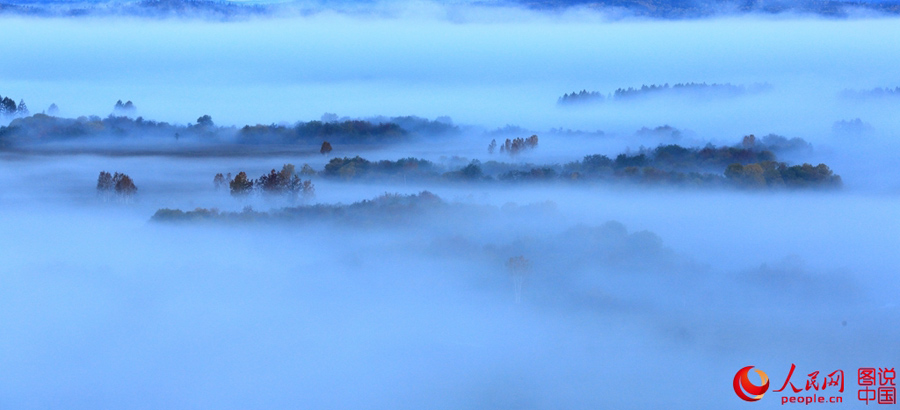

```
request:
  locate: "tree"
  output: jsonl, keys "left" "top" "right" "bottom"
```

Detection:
{"left": 113, "top": 173, "right": 137, "bottom": 201}
{"left": 114, "top": 100, "right": 136, "bottom": 114}
{"left": 488, "top": 139, "right": 497, "bottom": 154}
{"left": 229, "top": 172, "right": 253, "bottom": 196}
{"left": 47, "top": 103, "right": 59, "bottom": 116}
{"left": 213, "top": 173, "right": 226, "bottom": 190}
{"left": 726, "top": 162, "right": 772, "bottom": 188}
{"left": 300, "top": 164, "right": 316, "bottom": 176}
{"left": 502, "top": 136, "right": 535, "bottom": 156}
{"left": 197, "top": 115, "right": 214, "bottom": 127}
{"left": 279, "top": 164, "right": 295, "bottom": 182}
{"left": 741, "top": 134, "right": 756, "bottom": 149}
{"left": 97, "top": 171, "right": 136, "bottom": 202}
{"left": 320, "top": 141, "right": 333, "bottom": 155}
{"left": 300, "top": 180, "right": 315, "bottom": 199}
{"left": 257, "top": 164, "right": 298, "bottom": 195}
{"left": 459, "top": 162, "right": 483, "bottom": 180}
{"left": 16, "top": 100, "right": 28, "bottom": 116}
{"left": 506, "top": 255, "right": 532, "bottom": 303}
{"left": 97, "top": 171, "right": 114, "bottom": 202}
{"left": 97, "top": 171, "right": 113, "bottom": 191}
{"left": 0, "top": 97, "right": 16, "bottom": 116}
{"left": 258, "top": 169, "right": 283, "bottom": 193}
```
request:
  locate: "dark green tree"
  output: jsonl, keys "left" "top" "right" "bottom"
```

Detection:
{"left": 197, "top": 115, "right": 214, "bottom": 127}
{"left": 320, "top": 141, "right": 333, "bottom": 155}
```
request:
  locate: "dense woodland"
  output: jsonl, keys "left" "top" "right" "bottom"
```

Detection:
{"left": 0, "top": 112, "right": 457, "bottom": 148}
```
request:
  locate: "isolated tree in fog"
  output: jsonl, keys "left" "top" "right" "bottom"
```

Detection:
{"left": 488, "top": 139, "right": 497, "bottom": 154}
{"left": 114, "top": 174, "right": 137, "bottom": 199}
{"left": 320, "top": 141, "right": 333, "bottom": 155}
{"left": 47, "top": 103, "right": 59, "bottom": 116}
{"left": 506, "top": 255, "right": 532, "bottom": 303}
{"left": 229, "top": 172, "right": 253, "bottom": 196}
{"left": 97, "top": 171, "right": 114, "bottom": 202}
{"left": 98, "top": 171, "right": 138, "bottom": 201}
{"left": 213, "top": 173, "right": 226, "bottom": 190}
{"left": 97, "top": 171, "right": 114, "bottom": 191}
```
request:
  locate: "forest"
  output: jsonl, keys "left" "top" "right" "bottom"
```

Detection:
{"left": 259, "top": 136, "right": 839, "bottom": 189}
{"left": 0, "top": 111, "right": 458, "bottom": 150}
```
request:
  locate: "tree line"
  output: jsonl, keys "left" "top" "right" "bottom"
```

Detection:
{"left": 840, "top": 86, "right": 900, "bottom": 100}
{"left": 295, "top": 137, "right": 841, "bottom": 189}
{"left": 488, "top": 135, "right": 538, "bottom": 156}
{"left": 0, "top": 95, "right": 29, "bottom": 117}
{"left": 0, "top": 111, "right": 456, "bottom": 149}
{"left": 152, "top": 191, "right": 443, "bottom": 224}
{"left": 558, "top": 82, "right": 761, "bottom": 105}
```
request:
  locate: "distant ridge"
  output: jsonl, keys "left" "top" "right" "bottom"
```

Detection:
{"left": 1, "top": 0, "right": 899, "bottom": 18}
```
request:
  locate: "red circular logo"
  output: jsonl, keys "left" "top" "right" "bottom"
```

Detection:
{"left": 734, "top": 366, "right": 770, "bottom": 401}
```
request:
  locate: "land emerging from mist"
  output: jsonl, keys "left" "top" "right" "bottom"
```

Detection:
{"left": 3, "top": 10, "right": 900, "bottom": 410}
{"left": 0, "top": 109, "right": 842, "bottom": 193}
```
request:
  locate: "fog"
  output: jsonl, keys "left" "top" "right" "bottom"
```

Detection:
{"left": 2, "top": 6, "right": 900, "bottom": 410}
{"left": 4, "top": 13, "right": 900, "bottom": 133}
